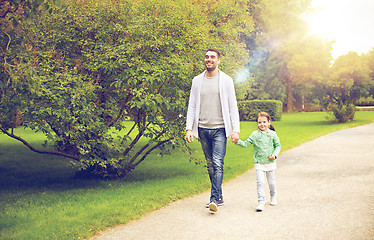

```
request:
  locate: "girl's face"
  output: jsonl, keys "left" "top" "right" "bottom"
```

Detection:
{"left": 257, "top": 116, "right": 270, "bottom": 132}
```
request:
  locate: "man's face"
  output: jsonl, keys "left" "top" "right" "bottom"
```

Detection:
{"left": 204, "top": 51, "right": 220, "bottom": 72}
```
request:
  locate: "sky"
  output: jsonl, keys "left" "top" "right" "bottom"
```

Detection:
{"left": 305, "top": 0, "right": 374, "bottom": 59}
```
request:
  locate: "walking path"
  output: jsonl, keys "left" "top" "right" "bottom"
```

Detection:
{"left": 91, "top": 123, "right": 374, "bottom": 240}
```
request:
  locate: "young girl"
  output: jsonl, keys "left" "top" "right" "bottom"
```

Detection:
{"left": 234, "top": 112, "right": 281, "bottom": 212}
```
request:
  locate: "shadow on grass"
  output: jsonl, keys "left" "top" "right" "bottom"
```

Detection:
{"left": 0, "top": 144, "right": 199, "bottom": 192}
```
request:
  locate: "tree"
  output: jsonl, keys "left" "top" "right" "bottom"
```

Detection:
{"left": 191, "top": 0, "right": 254, "bottom": 76}
{"left": 365, "top": 48, "right": 374, "bottom": 97}
{"left": 1, "top": 0, "right": 47, "bottom": 135}
{"left": 237, "top": 0, "right": 333, "bottom": 112}
{"left": 1, "top": 0, "right": 253, "bottom": 178}
{"left": 286, "top": 35, "right": 332, "bottom": 111}
{"left": 322, "top": 52, "right": 371, "bottom": 123}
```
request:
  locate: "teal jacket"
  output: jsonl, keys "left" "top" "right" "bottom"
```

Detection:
{"left": 236, "top": 129, "right": 281, "bottom": 164}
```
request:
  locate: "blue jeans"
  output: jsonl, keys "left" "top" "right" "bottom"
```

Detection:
{"left": 198, "top": 127, "right": 227, "bottom": 202}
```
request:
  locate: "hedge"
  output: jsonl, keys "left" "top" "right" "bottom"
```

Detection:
{"left": 238, "top": 100, "right": 283, "bottom": 121}
{"left": 356, "top": 96, "right": 374, "bottom": 106}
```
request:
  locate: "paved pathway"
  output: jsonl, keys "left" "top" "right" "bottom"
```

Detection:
{"left": 91, "top": 123, "right": 374, "bottom": 240}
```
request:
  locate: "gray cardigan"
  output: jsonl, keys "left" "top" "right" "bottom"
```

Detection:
{"left": 186, "top": 70, "right": 240, "bottom": 138}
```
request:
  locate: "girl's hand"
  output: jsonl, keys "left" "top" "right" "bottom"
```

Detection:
{"left": 231, "top": 138, "right": 239, "bottom": 143}
{"left": 269, "top": 155, "right": 276, "bottom": 160}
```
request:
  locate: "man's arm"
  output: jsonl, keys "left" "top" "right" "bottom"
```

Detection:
{"left": 227, "top": 76, "right": 240, "bottom": 135}
{"left": 185, "top": 77, "right": 198, "bottom": 140}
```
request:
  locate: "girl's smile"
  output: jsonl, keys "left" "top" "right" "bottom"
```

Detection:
{"left": 257, "top": 116, "right": 270, "bottom": 132}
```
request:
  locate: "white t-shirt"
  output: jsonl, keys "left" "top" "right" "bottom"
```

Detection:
{"left": 255, "top": 162, "right": 277, "bottom": 171}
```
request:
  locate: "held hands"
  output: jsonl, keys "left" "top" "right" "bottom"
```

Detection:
{"left": 268, "top": 155, "right": 276, "bottom": 160}
{"left": 186, "top": 130, "right": 240, "bottom": 144}
{"left": 229, "top": 132, "right": 239, "bottom": 143}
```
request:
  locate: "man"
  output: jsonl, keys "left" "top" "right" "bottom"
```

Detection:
{"left": 185, "top": 49, "right": 240, "bottom": 213}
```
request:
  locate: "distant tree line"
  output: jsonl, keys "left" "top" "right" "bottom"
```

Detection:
{"left": 236, "top": 0, "right": 374, "bottom": 120}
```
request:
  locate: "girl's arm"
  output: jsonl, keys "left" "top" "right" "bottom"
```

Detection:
{"left": 236, "top": 132, "right": 255, "bottom": 147}
{"left": 272, "top": 133, "right": 281, "bottom": 157}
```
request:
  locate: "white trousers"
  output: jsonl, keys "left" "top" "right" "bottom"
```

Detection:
{"left": 256, "top": 169, "right": 276, "bottom": 204}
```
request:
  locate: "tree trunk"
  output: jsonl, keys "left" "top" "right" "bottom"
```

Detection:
{"left": 287, "top": 78, "right": 293, "bottom": 113}
{"left": 282, "top": 61, "right": 293, "bottom": 113}
{"left": 302, "top": 94, "right": 305, "bottom": 112}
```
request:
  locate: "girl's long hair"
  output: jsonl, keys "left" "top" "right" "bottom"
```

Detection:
{"left": 256, "top": 112, "right": 275, "bottom": 131}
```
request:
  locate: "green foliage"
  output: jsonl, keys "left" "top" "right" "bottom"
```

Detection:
{"left": 238, "top": 0, "right": 333, "bottom": 112}
{"left": 356, "top": 96, "right": 374, "bottom": 106}
{"left": 364, "top": 49, "right": 374, "bottom": 97}
{"left": 322, "top": 52, "right": 372, "bottom": 123}
{"left": 191, "top": 0, "right": 253, "bottom": 76}
{"left": 235, "top": 67, "right": 286, "bottom": 102}
{"left": 0, "top": 0, "right": 252, "bottom": 178}
{"left": 238, "top": 100, "right": 283, "bottom": 121}
{"left": 327, "top": 104, "right": 356, "bottom": 123}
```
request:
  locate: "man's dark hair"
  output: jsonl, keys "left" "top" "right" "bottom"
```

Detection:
{"left": 205, "top": 48, "right": 221, "bottom": 58}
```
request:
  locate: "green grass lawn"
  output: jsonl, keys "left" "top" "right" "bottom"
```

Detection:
{"left": 1, "top": 111, "right": 374, "bottom": 239}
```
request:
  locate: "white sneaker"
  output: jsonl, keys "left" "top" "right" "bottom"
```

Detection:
{"left": 208, "top": 202, "right": 218, "bottom": 212}
{"left": 256, "top": 203, "right": 265, "bottom": 212}
{"left": 270, "top": 196, "right": 277, "bottom": 206}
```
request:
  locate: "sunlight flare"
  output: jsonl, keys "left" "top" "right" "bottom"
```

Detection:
{"left": 305, "top": 0, "right": 374, "bottom": 59}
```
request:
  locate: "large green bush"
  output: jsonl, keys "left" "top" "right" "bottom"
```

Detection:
{"left": 0, "top": 0, "right": 253, "bottom": 178}
{"left": 328, "top": 104, "right": 356, "bottom": 123}
{"left": 238, "top": 100, "right": 283, "bottom": 121}
{"left": 322, "top": 52, "right": 371, "bottom": 123}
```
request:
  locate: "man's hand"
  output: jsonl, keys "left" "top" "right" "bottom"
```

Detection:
{"left": 229, "top": 131, "right": 239, "bottom": 143}
{"left": 185, "top": 130, "right": 194, "bottom": 143}
{"left": 269, "top": 155, "right": 276, "bottom": 160}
